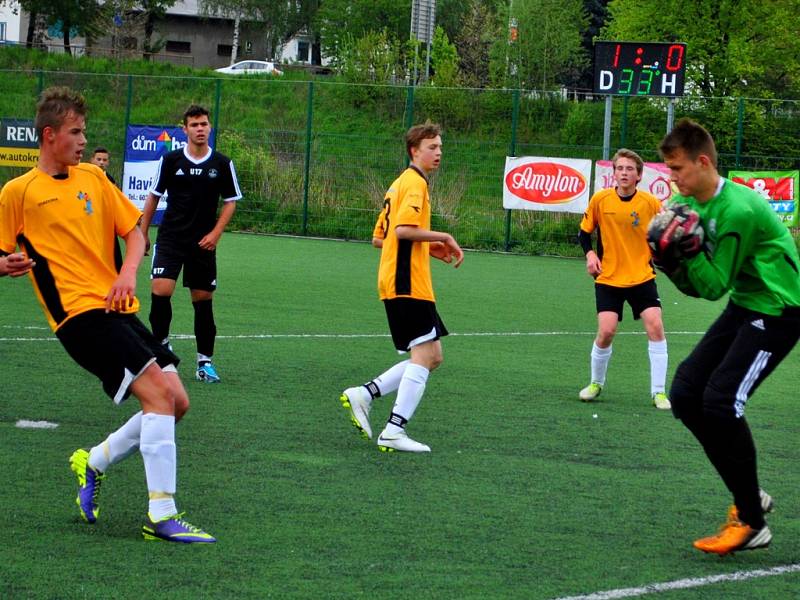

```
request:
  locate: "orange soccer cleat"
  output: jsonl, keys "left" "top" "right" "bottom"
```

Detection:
{"left": 693, "top": 516, "right": 772, "bottom": 555}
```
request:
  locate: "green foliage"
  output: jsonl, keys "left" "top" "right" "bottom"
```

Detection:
{"left": 492, "top": 0, "right": 590, "bottom": 90}
{"left": 455, "top": 0, "right": 499, "bottom": 88}
{"left": 603, "top": 0, "right": 800, "bottom": 98}
{"left": 331, "top": 30, "right": 404, "bottom": 108}
{"left": 430, "top": 26, "right": 459, "bottom": 87}
{"left": 1, "top": 46, "right": 798, "bottom": 251}
{"left": 315, "top": 0, "right": 411, "bottom": 63}
{"left": 337, "top": 29, "right": 403, "bottom": 85}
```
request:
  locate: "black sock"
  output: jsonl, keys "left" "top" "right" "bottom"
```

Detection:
{"left": 193, "top": 298, "right": 216, "bottom": 358}
{"left": 149, "top": 294, "right": 172, "bottom": 342}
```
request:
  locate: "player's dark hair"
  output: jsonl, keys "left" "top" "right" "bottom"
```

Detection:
{"left": 406, "top": 121, "right": 442, "bottom": 160}
{"left": 659, "top": 118, "right": 718, "bottom": 167}
{"left": 612, "top": 148, "right": 644, "bottom": 175}
{"left": 183, "top": 104, "right": 210, "bottom": 124}
{"left": 92, "top": 147, "right": 108, "bottom": 155}
{"left": 34, "top": 87, "right": 87, "bottom": 142}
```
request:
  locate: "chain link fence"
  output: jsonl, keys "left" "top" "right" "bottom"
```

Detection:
{"left": 1, "top": 70, "right": 798, "bottom": 256}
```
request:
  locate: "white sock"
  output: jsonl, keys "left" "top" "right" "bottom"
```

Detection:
{"left": 140, "top": 413, "right": 178, "bottom": 519}
{"left": 371, "top": 360, "right": 410, "bottom": 397}
{"left": 384, "top": 363, "right": 429, "bottom": 435}
{"left": 197, "top": 353, "right": 212, "bottom": 365}
{"left": 648, "top": 339, "right": 668, "bottom": 395}
{"left": 149, "top": 497, "right": 178, "bottom": 522}
{"left": 590, "top": 342, "right": 612, "bottom": 386}
{"left": 88, "top": 411, "right": 143, "bottom": 472}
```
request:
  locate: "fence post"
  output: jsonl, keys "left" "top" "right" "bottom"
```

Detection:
{"left": 302, "top": 81, "right": 314, "bottom": 236}
{"left": 123, "top": 75, "right": 133, "bottom": 132}
{"left": 620, "top": 96, "right": 629, "bottom": 147}
{"left": 213, "top": 79, "right": 222, "bottom": 146}
{"left": 504, "top": 88, "right": 520, "bottom": 252}
{"left": 404, "top": 85, "right": 415, "bottom": 131}
{"left": 735, "top": 97, "right": 744, "bottom": 168}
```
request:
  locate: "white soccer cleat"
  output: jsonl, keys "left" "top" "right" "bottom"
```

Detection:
{"left": 339, "top": 386, "right": 372, "bottom": 439}
{"left": 376, "top": 430, "right": 431, "bottom": 453}
{"left": 652, "top": 392, "right": 672, "bottom": 410}
{"left": 579, "top": 382, "right": 602, "bottom": 402}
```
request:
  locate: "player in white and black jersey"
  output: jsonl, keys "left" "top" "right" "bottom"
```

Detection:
{"left": 140, "top": 105, "right": 242, "bottom": 383}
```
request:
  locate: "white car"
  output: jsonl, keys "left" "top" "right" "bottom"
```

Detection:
{"left": 215, "top": 60, "right": 283, "bottom": 76}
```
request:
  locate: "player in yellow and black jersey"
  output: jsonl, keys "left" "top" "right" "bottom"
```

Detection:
{"left": 0, "top": 87, "right": 214, "bottom": 543}
{"left": 339, "top": 122, "right": 464, "bottom": 453}
{"left": 577, "top": 148, "right": 671, "bottom": 409}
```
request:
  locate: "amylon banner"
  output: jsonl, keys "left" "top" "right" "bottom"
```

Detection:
{"left": 728, "top": 170, "right": 798, "bottom": 227}
{"left": 594, "top": 160, "right": 674, "bottom": 202}
{"left": 123, "top": 124, "right": 216, "bottom": 223}
{"left": 503, "top": 156, "right": 592, "bottom": 213}
{"left": 0, "top": 118, "right": 39, "bottom": 167}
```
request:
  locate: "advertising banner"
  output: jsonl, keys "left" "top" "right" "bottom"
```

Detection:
{"left": 594, "top": 160, "right": 674, "bottom": 202}
{"left": 0, "top": 118, "right": 39, "bottom": 167}
{"left": 503, "top": 156, "right": 592, "bottom": 213}
{"left": 123, "top": 125, "right": 215, "bottom": 222}
{"left": 728, "top": 170, "right": 798, "bottom": 227}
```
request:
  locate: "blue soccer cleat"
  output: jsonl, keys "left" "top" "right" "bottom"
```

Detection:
{"left": 142, "top": 513, "right": 216, "bottom": 543}
{"left": 69, "top": 448, "right": 105, "bottom": 524}
{"left": 196, "top": 362, "right": 220, "bottom": 383}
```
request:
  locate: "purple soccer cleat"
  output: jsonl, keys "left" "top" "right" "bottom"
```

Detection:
{"left": 142, "top": 513, "right": 216, "bottom": 543}
{"left": 69, "top": 448, "right": 105, "bottom": 523}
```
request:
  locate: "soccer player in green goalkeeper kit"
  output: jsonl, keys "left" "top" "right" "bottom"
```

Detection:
{"left": 652, "top": 118, "right": 800, "bottom": 555}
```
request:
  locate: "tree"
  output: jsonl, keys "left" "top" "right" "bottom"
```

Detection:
{"left": 491, "top": 0, "right": 589, "bottom": 90}
{"left": 138, "top": 0, "right": 178, "bottom": 59}
{"left": 314, "top": 0, "right": 410, "bottom": 63}
{"left": 430, "top": 25, "right": 459, "bottom": 86}
{"left": 575, "top": 0, "right": 610, "bottom": 89}
{"left": 201, "top": 0, "right": 320, "bottom": 61}
{"left": 454, "top": 0, "right": 500, "bottom": 88}
{"left": 602, "top": 0, "right": 800, "bottom": 98}
{"left": 436, "top": 0, "right": 504, "bottom": 45}
{"left": 44, "top": 0, "right": 103, "bottom": 55}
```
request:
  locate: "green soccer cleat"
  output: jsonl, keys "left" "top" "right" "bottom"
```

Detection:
{"left": 579, "top": 382, "right": 602, "bottom": 402}
{"left": 69, "top": 448, "right": 105, "bottom": 524}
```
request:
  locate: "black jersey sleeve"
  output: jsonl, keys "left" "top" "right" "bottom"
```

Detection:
{"left": 149, "top": 155, "right": 170, "bottom": 197}
{"left": 217, "top": 155, "right": 242, "bottom": 202}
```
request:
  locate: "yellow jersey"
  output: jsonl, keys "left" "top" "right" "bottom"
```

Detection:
{"left": 373, "top": 166, "right": 434, "bottom": 301}
{"left": 0, "top": 163, "right": 142, "bottom": 331}
{"left": 580, "top": 188, "right": 662, "bottom": 287}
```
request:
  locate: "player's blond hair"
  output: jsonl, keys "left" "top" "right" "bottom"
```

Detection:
{"left": 612, "top": 148, "right": 644, "bottom": 175}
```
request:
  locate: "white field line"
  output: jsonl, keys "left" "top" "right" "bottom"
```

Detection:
{"left": 15, "top": 420, "right": 59, "bottom": 429}
{"left": 552, "top": 563, "right": 800, "bottom": 600}
{"left": 0, "top": 330, "right": 707, "bottom": 342}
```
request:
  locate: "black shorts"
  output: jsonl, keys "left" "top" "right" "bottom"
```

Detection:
{"left": 671, "top": 301, "right": 800, "bottom": 420}
{"left": 383, "top": 298, "right": 448, "bottom": 353}
{"left": 595, "top": 279, "right": 661, "bottom": 321}
{"left": 56, "top": 310, "right": 180, "bottom": 404}
{"left": 151, "top": 241, "right": 217, "bottom": 292}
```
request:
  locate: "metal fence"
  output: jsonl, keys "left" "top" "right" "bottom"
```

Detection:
{"left": 1, "top": 69, "right": 798, "bottom": 256}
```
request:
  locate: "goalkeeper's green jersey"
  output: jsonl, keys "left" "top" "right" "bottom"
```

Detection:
{"left": 671, "top": 178, "right": 800, "bottom": 316}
